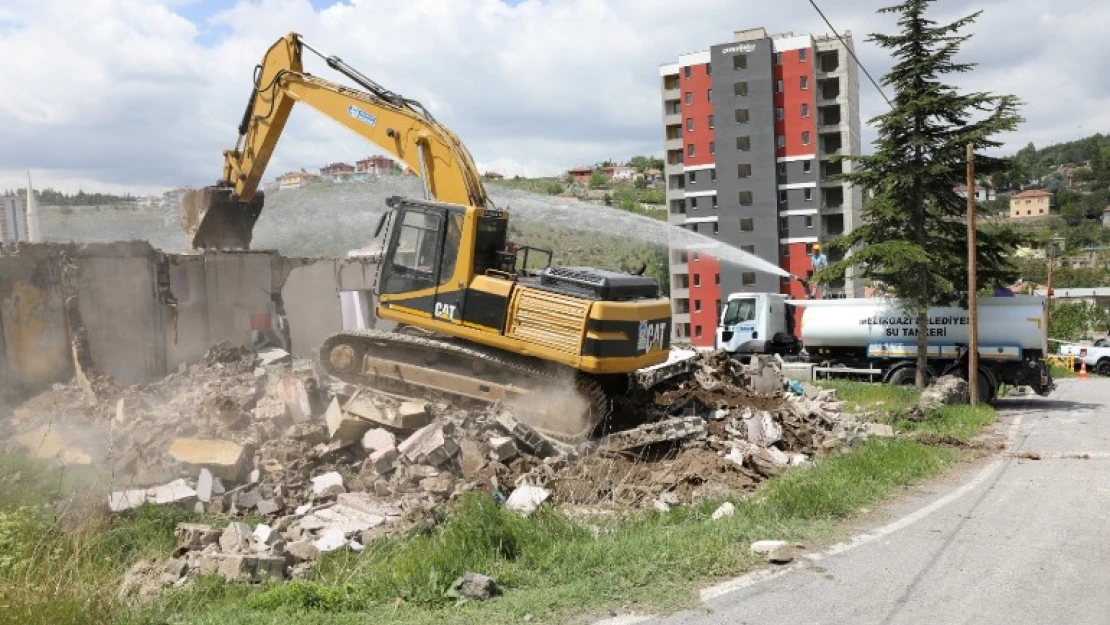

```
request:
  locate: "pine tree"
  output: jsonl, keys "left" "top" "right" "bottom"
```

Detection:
{"left": 816, "top": 0, "right": 1024, "bottom": 388}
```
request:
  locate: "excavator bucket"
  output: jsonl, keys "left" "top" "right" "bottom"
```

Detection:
{"left": 180, "top": 186, "right": 265, "bottom": 250}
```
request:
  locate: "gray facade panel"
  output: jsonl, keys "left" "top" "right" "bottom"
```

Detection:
{"left": 710, "top": 38, "right": 779, "bottom": 296}
{"left": 777, "top": 187, "right": 819, "bottom": 211}
{"left": 777, "top": 159, "right": 818, "bottom": 184}
{"left": 780, "top": 213, "right": 819, "bottom": 239}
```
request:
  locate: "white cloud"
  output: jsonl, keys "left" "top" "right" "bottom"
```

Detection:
{"left": 0, "top": 0, "right": 1107, "bottom": 194}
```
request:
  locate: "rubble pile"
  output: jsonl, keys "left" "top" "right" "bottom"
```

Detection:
{"left": 4, "top": 344, "right": 891, "bottom": 592}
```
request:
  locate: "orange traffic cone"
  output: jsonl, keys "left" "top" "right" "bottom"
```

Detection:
{"left": 1079, "top": 361, "right": 1088, "bottom": 379}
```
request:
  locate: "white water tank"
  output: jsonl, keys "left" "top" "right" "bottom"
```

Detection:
{"left": 794, "top": 296, "right": 1047, "bottom": 355}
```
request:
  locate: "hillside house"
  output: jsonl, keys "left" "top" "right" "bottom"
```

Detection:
{"left": 1009, "top": 189, "right": 1053, "bottom": 219}
{"left": 566, "top": 166, "right": 593, "bottom": 185}
{"left": 320, "top": 162, "right": 356, "bottom": 178}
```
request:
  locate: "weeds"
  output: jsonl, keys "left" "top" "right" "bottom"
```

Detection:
{"left": 820, "top": 380, "right": 920, "bottom": 416}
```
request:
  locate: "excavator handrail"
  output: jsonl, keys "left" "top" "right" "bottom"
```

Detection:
{"left": 216, "top": 32, "right": 489, "bottom": 210}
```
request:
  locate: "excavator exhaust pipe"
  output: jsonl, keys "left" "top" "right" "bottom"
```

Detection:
{"left": 181, "top": 186, "right": 265, "bottom": 250}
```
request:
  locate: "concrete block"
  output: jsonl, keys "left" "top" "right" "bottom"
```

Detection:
{"left": 343, "top": 392, "right": 432, "bottom": 431}
{"left": 256, "top": 498, "right": 282, "bottom": 516}
{"left": 363, "top": 446, "right": 398, "bottom": 476}
{"left": 276, "top": 376, "right": 315, "bottom": 422}
{"left": 285, "top": 540, "right": 320, "bottom": 563}
{"left": 167, "top": 438, "right": 247, "bottom": 481}
{"left": 310, "top": 471, "right": 346, "bottom": 497}
{"left": 252, "top": 555, "right": 286, "bottom": 580}
{"left": 217, "top": 554, "right": 254, "bottom": 581}
{"left": 396, "top": 402, "right": 433, "bottom": 430}
{"left": 335, "top": 493, "right": 402, "bottom": 519}
{"left": 196, "top": 468, "right": 214, "bottom": 503}
{"left": 252, "top": 397, "right": 290, "bottom": 422}
{"left": 220, "top": 522, "right": 253, "bottom": 553}
{"left": 495, "top": 412, "right": 557, "bottom": 457}
{"left": 398, "top": 424, "right": 458, "bottom": 467}
{"left": 360, "top": 428, "right": 396, "bottom": 454}
{"left": 505, "top": 484, "right": 550, "bottom": 515}
{"left": 743, "top": 412, "right": 783, "bottom": 447}
{"left": 324, "top": 398, "right": 372, "bottom": 448}
{"left": 488, "top": 436, "right": 517, "bottom": 462}
{"left": 145, "top": 479, "right": 198, "bottom": 507}
{"left": 175, "top": 523, "right": 221, "bottom": 553}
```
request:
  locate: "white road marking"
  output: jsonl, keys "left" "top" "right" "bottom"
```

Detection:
{"left": 592, "top": 615, "right": 654, "bottom": 625}
{"left": 699, "top": 414, "right": 1026, "bottom": 601}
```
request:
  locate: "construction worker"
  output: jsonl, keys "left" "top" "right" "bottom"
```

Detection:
{"left": 809, "top": 243, "right": 828, "bottom": 299}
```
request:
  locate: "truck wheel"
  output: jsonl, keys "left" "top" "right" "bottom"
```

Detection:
{"left": 1097, "top": 359, "right": 1110, "bottom": 377}
{"left": 976, "top": 370, "right": 997, "bottom": 403}
{"left": 887, "top": 366, "right": 917, "bottom": 386}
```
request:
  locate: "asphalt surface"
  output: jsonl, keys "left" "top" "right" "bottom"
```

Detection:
{"left": 638, "top": 378, "right": 1110, "bottom": 625}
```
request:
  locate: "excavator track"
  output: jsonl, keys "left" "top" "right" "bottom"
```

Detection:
{"left": 318, "top": 329, "right": 611, "bottom": 443}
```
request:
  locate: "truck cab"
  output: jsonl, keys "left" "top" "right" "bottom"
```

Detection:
{"left": 716, "top": 292, "right": 800, "bottom": 355}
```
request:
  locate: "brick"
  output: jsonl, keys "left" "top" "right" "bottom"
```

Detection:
{"left": 166, "top": 438, "right": 247, "bottom": 481}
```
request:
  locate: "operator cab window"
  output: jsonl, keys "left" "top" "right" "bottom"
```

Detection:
{"left": 722, "top": 298, "right": 757, "bottom": 325}
{"left": 474, "top": 216, "right": 509, "bottom": 275}
{"left": 382, "top": 208, "right": 442, "bottom": 294}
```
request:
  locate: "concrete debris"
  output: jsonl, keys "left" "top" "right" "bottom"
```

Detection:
{"left": 711, "top": 502, "right": 735, "bottom": 520}
{"left": 750, "top": 540, "right": 796, "bottom": 564}
{"left": 916, "top": 375, "right": 969, "bottom": 414}
{"left": 257, "top": 347, "right": 292, "bottom": 366}
{"left": 865, "top": 423, "right": 896, "bottom": 438}
{"left": 505, "top": 484, "right": 551, "bottom": 515}
{"left": 5, "top": 342, "right": 882, "bottom": 597}
{"left": 450, "top": 572, "right": 499, "bottom": 601}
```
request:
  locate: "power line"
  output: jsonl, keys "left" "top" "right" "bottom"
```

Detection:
{"left": 807, "top": 0, "right": 893, "bottom": 109}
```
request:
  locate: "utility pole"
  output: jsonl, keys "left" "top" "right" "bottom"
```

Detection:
{"left": 966, "top": 144, "right": 979, "bottom": 405}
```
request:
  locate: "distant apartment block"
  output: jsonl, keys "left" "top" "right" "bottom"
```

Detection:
{"left": 0, "top": 195, "right": 29, "bottom": 243}
{"left": 162, "top": 187, "right": 190, "bottom": 226}
{"left": 277, "top": 171, "right": 319, "bottom": 189}
{"left": 659, "top": 27, "right": 864, "bottom": 346}
{"left": 356, "top": 155, "right": 398, "bottom": 174}
{"left": 1009, "top": 189, "right": 1052, "bottom": 219}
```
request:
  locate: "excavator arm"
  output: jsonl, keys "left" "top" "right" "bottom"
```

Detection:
{"left": 182, "top": 32, "right": 489, "bottom": 249}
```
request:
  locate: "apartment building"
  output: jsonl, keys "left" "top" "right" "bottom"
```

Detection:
{"left": 0, "top": 195, "right": 29, "bottom": 243}
{"left": 659, "top": 27, "right": 864, "bottom": 346}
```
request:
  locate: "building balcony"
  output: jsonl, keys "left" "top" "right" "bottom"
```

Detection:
{"left": 663, "top": 112, "right": 681, "bottom": 127}
{"left": 665, "top": 137, "right": 683, "bottom": 151}
{"left": 662, "top": 88, "right": 680, "bottom": 102}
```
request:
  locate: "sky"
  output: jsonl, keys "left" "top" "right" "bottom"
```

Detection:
{"left": 1, "top": 0, "right": 1107, "bottom": 196}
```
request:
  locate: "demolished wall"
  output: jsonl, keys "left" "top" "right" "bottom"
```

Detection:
{"left": 0, "top": 242, "right": 383, "bottom": 405}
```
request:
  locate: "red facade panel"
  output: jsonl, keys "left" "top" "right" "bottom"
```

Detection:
{"left": 774, "top": 48, "right": 816, "bottom": 159}
{"left": 688, "top": 252, "right": 721, "bottom": 346}
{"left": 680, "top": 63, "right": 715, "bottom": 167}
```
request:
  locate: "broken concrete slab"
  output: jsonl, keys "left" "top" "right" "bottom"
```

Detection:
{"left": 310, "top": 472, "right": 346, "bottom": 498}
{"left": 603, "top": 416, "right": 707, "bottom": 452}
{"left": 110, "top": 479, "right": 198, "bottom": 512}
{"left": 494, "top": 412, "right": 558, "bottom": 458}
{"left": 750, "top": 540, "right": 796, "bottom": 564}
{"left": 334, "top": 492, "right": 402, "bottom": 520}
{"left": 362, "top": 446, "right": 399, "bottom": 476}
{"left": 398, "top": 423, "right": 459, "bottom": 467}
{"left": 324, "top": 397, "right": 373, "bottom": 448}
{"left": 360, "top": 428, "right": 396, "bottom": 454}
{"left": 166, "top": 438, "right": 247, "bottom": 481}
{"left": 219, "top": 522, "right": 253, "bottom": 553}
{"left": 285, "top": 540, "right": 320, "bottom": 563}
{"left": 257, "top": 347, "right": 291, "bottom": 366}
{"left": 174, "top": 523, "right": 222, "bottom": 554}
{"left": 488, "top": 436, "right": 517, "bottom": 463}
{"left": 505, "top": 484, "right": 550, "bottom": 515}
{"left": 743, "top": 411, "right": 783, "bottom": 447}
{"left": 343, "top": 391, "right": 432, "bottom": 431}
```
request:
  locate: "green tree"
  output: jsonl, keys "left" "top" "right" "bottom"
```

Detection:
{"left": 816, "top": 0, "right": 1024, "bottom": 388}
{"left": 588, "top": 170, "right": 608, "bottom": 189}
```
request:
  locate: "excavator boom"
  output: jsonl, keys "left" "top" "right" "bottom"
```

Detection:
{"left": 183, "top": 33, "right": 488, "bottom": 249}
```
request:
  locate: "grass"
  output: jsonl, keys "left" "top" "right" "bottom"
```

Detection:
{"left": 819, "top": 380, "right": 921, "bottom": 416}
{"left": 1050, "top": 364, "right": 1077, "bottom": 379}
{"left": 2, "top": 386, "right": 1001, "bottom": 625}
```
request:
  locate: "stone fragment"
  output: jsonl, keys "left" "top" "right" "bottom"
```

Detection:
{"left": 217, "top": 554, "right": 253, "bottom": 580}
{"left": 256, "top": 498, "right": 282, "bottom": 516}
{"left": 109, "top": 479, "right": 198, "bottom": 512}
{"left": 253, "top": 523, "right": 276, "bottom": 546}
{"left": 313, "top": 527, "right": 348, "bottom": 554}
{"left": 495, "top": 412, "right": 558, "bottom": 457}
{"left": 360, "top": 428, "right": 396, "bottom": 454}
{"left": 311, "top": 472, "right": 346, "bottom": 497}
{"left": 166, "top": 438, "right": 247, "bottom": 481}
{"left": 253, "top": 555, "right": 286, "bottom": 580}
{"left": 285, "top": 540, "right": 321, "bottom": 563}
{"left": 220, "top": 522, "right": 253, "bottom": 553}
{"left": 325, "top": 398, "right": 373, "bottom": 448}
{"left": 505, "top": 484, "right": 550, "bottom": 515}
{"left": 917, "top": 375, "right": 969, "bottom": 413}
{"left": 396, "top": 401, "right": 434, "bottom": 429}
{"left": 196, "top": 469, "right": 214, "bottom": 503}
{"left": 163, "top": 558, "right": 188, "bottom": 583}
{"left": 865, "top": 423, "right": 895, "bottom": 438}
{"left": 743, "top": 411, "right": 783, "bottom": 447}
{"left": 258, "top": 347, "right": 291, "bottom": 366}
{"left": 343, "top": 390, "right": 432, "bottom": 430}
{"left": 363, "top": 447, "right": 398, "bottom": 476}
{"left": 175, "top": 523, "right": 222, "bottom": 554}
{"left": 751, "top": 540, "right": 796, "bottom": 564}
{"left": 458, "top": 438, "right": 487, "bottom": 475}
{"left": 711, "top": 502, "right": 735, "bottom": 520}
{"left": 488, "top": 436, "right": 518, "bottom": 462}
{"left": 398, "top": 424, "right": 459, "bottom": 467}
{"left": 450, "top": 572, "right": 498, "bottom": 600}
{"left": 420, "top": 474, "right": 456, "bottom": 497}
{"left": 653, "top": 499, "right": 671, "bottom": 513}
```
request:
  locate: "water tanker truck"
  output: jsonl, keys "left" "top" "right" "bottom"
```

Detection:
{"left": 715, "top": 293, "right": 1055, "bottom": 401}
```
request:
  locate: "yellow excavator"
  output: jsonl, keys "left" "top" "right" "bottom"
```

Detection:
{"left": 181, "top": 33, "right": 673, "bottom": 441}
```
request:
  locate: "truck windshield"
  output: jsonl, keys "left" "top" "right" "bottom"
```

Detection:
{"left": 722, "top": 298, "right": 757, "bottom": 325}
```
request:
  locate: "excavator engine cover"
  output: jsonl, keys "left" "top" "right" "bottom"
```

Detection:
{"left": 181, "top": 186, "right": 265, "bottom": 250}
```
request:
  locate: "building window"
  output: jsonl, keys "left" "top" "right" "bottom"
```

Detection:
{"left": 775, "top": 79, "right": 784, "bottom": 92}
{"left": 710, "top": 168, "right": 717, "bottom": 181}
{"left": 695, "top": 325, "right": 703, "bottom": 338}
{"left": 778, "top": 189, "right": 787, "bottom": 203}
{"left": 801, "top": 103, "right": 810, "bottom": 118}
{"left": 774, "top": 52, "right": 782, "bottom": 65}
{"left": 688, "top": 144, "right": 695, "bottom": 157}
{"left": 689, "top": 171, "right": 697, "bottom": 183}
{"left": 738, "top": 191, "right": 753, "bottom": 206}
{"left": 780, "top": 216, "right": 788, "bottom": 231}
{"left": 782, "top": 245, "right": 790, "bottom": 257}
{"left": 684, "top": 66, "right": 691, "bottom": 78}
{"left": 694, "top": 299, "right": 701, "bottom": 312}
{"left": 737, "top": 164, "right": 752, "bottom": 178}
{"left": 740, "top": 217, "right": 754, "bottom": 231}
{"left": 706, "top": 63, "right": 711, "bottom": 75}
{"left": 736, "top": 136, "right": 751, "bottom": 151}
{"left": 804, "top": 188, "right": 813, "bottom": 202}
{"left": 799, "top": 49, "right": 809, "bottom": 62}
{"left": 686, "top": 118, "right": 694, "bottom": 132}
{"left": 734, "top": 81, "right": 748, "bottom": 96}
{"left": 800, "top": 75, "right": 808, "bottom": 90}
{"left": 777, "top": 162, "right": 786, "bottom": 176}
{"left": 708, "top": 114, "right": 714, "bottom": 128}
{"left": 802, "top": 131, "right": 811, "bottom": 145}
{"left": 776, "top": 107, "right": 784, "bottom": 120}
{"left": 712, "top": 195, "right": 718, "bottom": 209}
{"left": 741, "top": 244, "right": 755, "bottom": 254}
{"left": 688, "top": 197, "right": 697, "bottom": 211}
{"left": 805, "top": 215, "right": 814, "bottom": 228}
{"left": 715, "top": 273, "right": 721, "bottom": 285}
{"left": 693, "top": 274, "right": 701, "bottom": 287}
{"left": 742, "top": 272, "right": 757, "bottom": 286}
{"left": 777, "top": 135, "right": 785, "bottom": 148}
{"left": 710, "top": 141, "right": 716, "bottom": 155}
{"left": 685, "top": 91, "right": 692, "bottom": 104}
{"left": 805, "top": 243, "right": 814, "bottom": 254}
{"left": 802, "top": 159, "right": 812, "bottom": 173}
{"left": 733, "top": 55, "right": 747, "bottom": 70}
{"left": 735, "top": 109, "right": 750, "bottom": 123}
{"left": 713, "top": 222, "right": 719, "bottom": 235}
{"left": 708, "top": 89, "right": 713, "bottom": 103}
{"left": 692, "top": 252, "right": 700, "bottom": 261}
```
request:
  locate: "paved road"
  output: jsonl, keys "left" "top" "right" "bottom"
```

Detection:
{"left": 640, "top": 378, "right": 1110, "bottom": 625}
